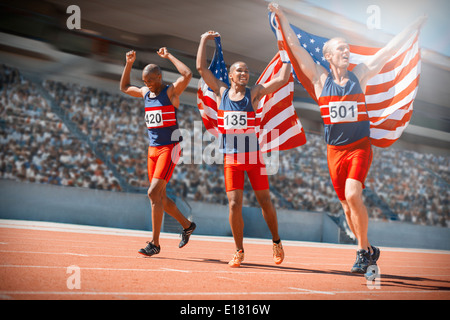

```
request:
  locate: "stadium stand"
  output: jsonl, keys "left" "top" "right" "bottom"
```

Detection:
{"left": 1, "top": 64, "right": 448, "bottom": 227}
{"left": 0, "top": 65, "right": 121, "bottom": 191}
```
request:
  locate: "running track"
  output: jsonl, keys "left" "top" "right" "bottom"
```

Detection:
{"left": 0, "top": 219, "right": 449, "bottom": 301}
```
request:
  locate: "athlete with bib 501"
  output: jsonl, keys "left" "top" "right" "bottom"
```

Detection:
{"left": 120, "top": 47, "right": 196, "bottom": 257}
{"left": 269, "top": 3, "right": 426, "bottom": 273}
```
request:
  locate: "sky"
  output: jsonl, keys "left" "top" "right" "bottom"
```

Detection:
{"left": 306, "top": 0, "right": 450, "bottom": 56}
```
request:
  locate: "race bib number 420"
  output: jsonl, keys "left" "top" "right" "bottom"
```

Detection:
{"left": 145, "top": 109, "right": 163, "bottom": 128}
{"left": 328, "top": 101, "right": 357, "bottom": 123}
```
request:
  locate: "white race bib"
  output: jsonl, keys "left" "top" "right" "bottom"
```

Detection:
{"left": 145, "top": 109, "right": 163, "bottom": 128}
{"left": 328, "top": 101, "right": 358, "bottom": 123}
{"left": 223, "top": 111, "right": 248, "bottom": 130}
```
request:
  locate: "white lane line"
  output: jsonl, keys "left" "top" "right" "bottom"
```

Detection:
{"left": 0, "top": 250, "right": 99, "bottom": 258}
{"left": 160, "top": 268, "right": 191, "bottom": 273}
{"left": 0, "top": 264, "right": 191, "bottom": 273}
{"left": 288, "top": 287, "right": 336, "bottom": 295}
{"left": 1, "top": 219, "right": 449, "bottom": 255}
{"left": 0, "top": 289, "right": 447, "bottom": 297}
{"left": 1, "top": 264, "right": 449, "bottom": 278}
{"left": 0, "top": 264, "right": 316, "bottom": 274}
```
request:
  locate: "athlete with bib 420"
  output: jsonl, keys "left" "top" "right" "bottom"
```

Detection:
{"left": 120, "top": 47, "right": 196, "bottom": 257}
{"left": 197, "top": 31, "right": 290, "bottom": 268}
{"left": 269, "top": 3, "right": 426, "bottom": 274}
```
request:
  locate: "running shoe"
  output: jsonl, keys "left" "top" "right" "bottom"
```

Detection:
{"left": 351, "top": 249, "right": 372, "bottom": 274}
{"left": 371, "top": 245, "right": 381, "bottom": 263}
{"left": 138, "top": 241, "right": 160, "bottom": 257}
{"left": 179, "top": 222, "right": 196, "bottom": 248}
{"left": 273, "top": 241, "right": 284, "bottom": 265}
{"left": 228, "top": 249, "right": 244, "bottom": 268}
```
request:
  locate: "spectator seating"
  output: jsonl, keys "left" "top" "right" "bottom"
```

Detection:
{"left": 1, "top": 64, "right": 448, "bottom": 227}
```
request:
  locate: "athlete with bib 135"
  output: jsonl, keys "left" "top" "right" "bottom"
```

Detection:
{"left": 196, "top": 31, "right": 291, "bottom": 268}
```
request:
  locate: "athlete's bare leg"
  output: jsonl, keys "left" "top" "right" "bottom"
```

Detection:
{"left": 147, "top": 178, "right": 166, "bottom": 247}
{"left": 340, "top": 178, "right": 372, "bottom": 252}
{"left": 254, "top": 189, "right": 280, "bottom": 242}
{"left": 226, "top": 189, "right": 244, "bottom": 251}
{"left": 340, "top": 200, "right": 357, "bottom": 236}
{"left": 162, "top": 188, "right": 191, "bottom": 230}
{"left": 148, "top": 178, "right": 192, "bottom": 247}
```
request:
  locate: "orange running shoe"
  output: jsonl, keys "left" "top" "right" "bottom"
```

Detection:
{"left": 228, "top": 249, "right": 244, "bottom": 268}
{"left": 273, "top": 241, "right": 284, "bottom": 265}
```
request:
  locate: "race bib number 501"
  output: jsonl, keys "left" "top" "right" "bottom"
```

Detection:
{"left": 328, "top": 101, "right": 357, "bottom": 123}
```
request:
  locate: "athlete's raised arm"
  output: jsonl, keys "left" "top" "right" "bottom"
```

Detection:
{"left": 268, "top": 3, "right": 327, "bottom": 93}
{"left": 196, "top": 31, "right": 229, "bottom": 97}
{"left": 251, "top": 62, "right": 291, "bottom": 108}
{"left": 158, "top": 47, "right": 192, "bottom": 108}
{"left": 353, "top": 15, "right": 427, "bottom": 91}
{"left": 120, "top": 50, "right": 147, "bottom": 98}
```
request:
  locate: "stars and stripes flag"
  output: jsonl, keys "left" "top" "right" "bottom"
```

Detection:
{"left": 197, "top": 37, "right": 228, "bottom": 136}
{"left": 196, "top": 36, "right": 307, "bottom": 153}
{"left": 269, "top": 13, "right": 421, "bottom": 148}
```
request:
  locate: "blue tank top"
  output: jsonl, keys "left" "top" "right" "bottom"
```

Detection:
{"left": 143, "top": 85, "right": 181, "bottom": 146}
{"left": 318, "top": 71, "right": 370, "bottom": 146}
{"left": 218, "top": 88, "right": 259, "bottom": 154}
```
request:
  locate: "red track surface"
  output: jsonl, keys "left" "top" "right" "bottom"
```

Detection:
{"left": 0, "top": 219, "right": 449, "bottom": 300}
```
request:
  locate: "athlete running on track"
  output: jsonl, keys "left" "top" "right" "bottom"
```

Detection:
{"left": 269, "top": 2, "right": 426, "bottom": 273}
{"left": 197, "top": 31, "right": 290, "bottom": 267}
{"left": 120, "top": 47, "right": 196, "bottom": 256}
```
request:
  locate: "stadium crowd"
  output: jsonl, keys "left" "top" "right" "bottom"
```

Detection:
{"left": 0, "top": 65, "right": 121, "bottom": 191}
{"left": 1, "top": 64, "right": 448, "bottom": 227}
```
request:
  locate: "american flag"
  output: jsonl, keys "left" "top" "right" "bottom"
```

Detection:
{"left": 197, "top": 37, "right": 227, "bottom": 136}
{"left": 269, "top": 13, "right": 421, "bottom": 148}
{"left": 196, "top": 36, "right": 306, "bottom": 152}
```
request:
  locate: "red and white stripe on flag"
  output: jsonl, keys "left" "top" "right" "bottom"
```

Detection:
{"left": 255, "top": 52, "right": 307, "bottom": 152}
{"left": 197, "top": 78, "right": 219, "bottom": 137}
{"left": 273, "top": 13, "right": 421, "bottom": 148}
{"left": 349, "top": 32, "right": 421, "bottom": 147}
{"left": 196, "top": 55, "right": 307, "bottom": 152}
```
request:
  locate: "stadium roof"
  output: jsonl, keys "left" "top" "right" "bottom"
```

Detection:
{"left": 1, "top": 0, "right": 449, "bottom": 153}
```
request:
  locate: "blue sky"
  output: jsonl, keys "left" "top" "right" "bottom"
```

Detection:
{"left": 306, "top": 0, "right": 450, "bottom": 56}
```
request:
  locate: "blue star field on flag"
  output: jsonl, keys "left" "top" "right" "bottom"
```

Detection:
{"left": 208, "top": 36, "right": 230, "bottom": 89}
{"left": 268, "top": 12, "right": 330, "bottom": 81}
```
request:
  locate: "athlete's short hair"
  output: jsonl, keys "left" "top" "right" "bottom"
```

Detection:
{"left": 322, "top": 37, "right": 347, "bottom": 56}
{"left": 229, "top": 61, "right": 248, "bottom": 73}
{"left": 143, "top": 64, "right": 161, "bottom": 76}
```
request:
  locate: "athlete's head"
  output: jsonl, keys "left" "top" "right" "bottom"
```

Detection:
{"left": 229, "top": 61, "right": 249, "bottom": 86}
{"left": 142, "top": 64, "right": 162, "bottom": 92}
{"left": 323, "top": 37, "right": 350, "bottom": 69}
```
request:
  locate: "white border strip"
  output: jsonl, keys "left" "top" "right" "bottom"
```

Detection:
{"left": 1, "top": 219, "right": 449, "bottom": 255}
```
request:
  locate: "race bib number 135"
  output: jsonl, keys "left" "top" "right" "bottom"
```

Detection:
{"left": 223, "top": 111, "right": 248, "bottom": 130}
